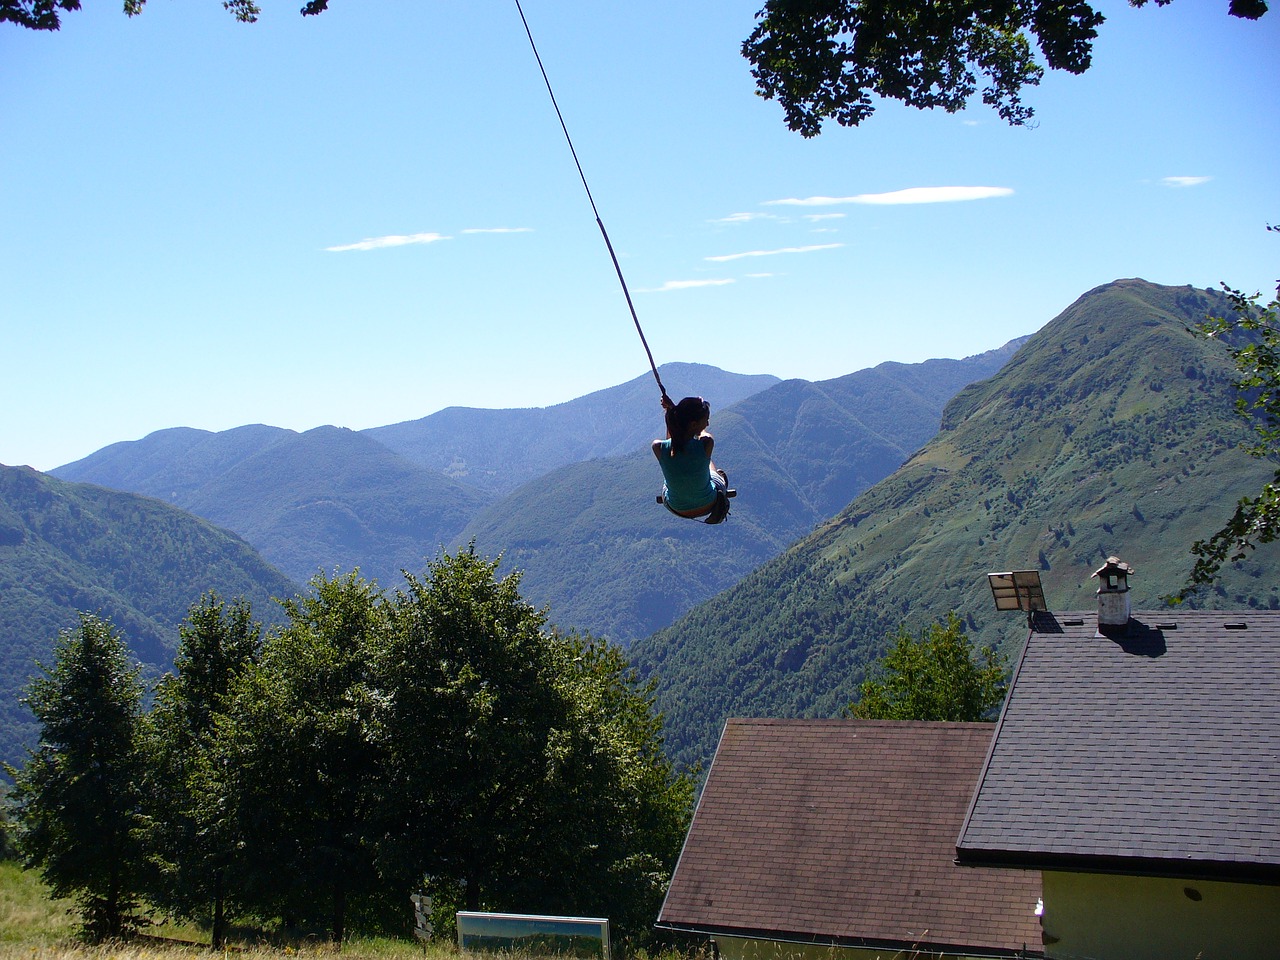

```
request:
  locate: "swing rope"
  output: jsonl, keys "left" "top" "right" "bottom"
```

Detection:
{"left": 513, "top": 0, "right": 669, "bottom": 403}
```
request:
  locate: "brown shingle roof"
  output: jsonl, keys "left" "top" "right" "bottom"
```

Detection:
{"left": 658, "top": 718, "right": 1041, "bottom": 955}
{"left": 956, "top": 610, "right": 1280, "bottom": 881}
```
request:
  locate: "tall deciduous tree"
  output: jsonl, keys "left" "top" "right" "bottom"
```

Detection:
{"left": 379, "top": 548, "right": 570, "bottom": 915}
{"left": 378, "top": 546, "right": 693, "bottom": 942}
{"left": 143, "top": 593, "right": 262, "bottom": 947}
{"left": 6, "top": 614, "right": 147, "bottom": 940}
{"left": 742, "top": 0, "right": 1268, "bottom": 135}
{"left": 850, "top": 612, "right": 1007, "bottom": 721}
{"left": 204, "top": 571, "right": 391, "bottom": 943}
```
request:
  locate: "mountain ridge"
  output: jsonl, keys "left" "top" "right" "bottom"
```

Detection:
{"left": 52, "top": 352, "right": 1019, "bottom": 643}
{"left": 363, "top": 362, "right": 782, "bottom": 496}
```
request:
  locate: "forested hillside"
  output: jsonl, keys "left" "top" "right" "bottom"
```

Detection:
{"left": 632, "top": 280, "right": 1280, "bottom": 771}
{"left": 0, "top": 464, "right": 298, "bottom": 771}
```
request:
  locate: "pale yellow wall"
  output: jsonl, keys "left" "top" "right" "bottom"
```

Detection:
{"left": 1041, "top": 870, "right": 1280, "bottom": 960}
{"left": 712, "top": 934, "right": 1012, "bottom": 960}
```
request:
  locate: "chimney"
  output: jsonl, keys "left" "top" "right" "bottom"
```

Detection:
{"left": 1092, "top": 556, "right": 1134, "bottom": 632}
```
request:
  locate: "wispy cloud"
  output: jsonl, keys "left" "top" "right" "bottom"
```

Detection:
{"left": 645, "top": 279, "right": 736, "bottom": 292}
{"left": 803, "top": 213, "right": 846, "bottom": 222}
{"left": 460, "top": 227, "right": 535, "bottom": 234}
{"left": 766, "top": 186, "right": 1014, "bottom": 206}
{"left": 709, "top": 212, "right": 778, "bottom": 224}
{"left": 1161, "top": 176, "right": 1212, "bottom": 188}
{"left": 705, "top": 243, "right": 843, "bottom": 263}
{"left": 326, "top": 232, "right": 451, "bottom": 252}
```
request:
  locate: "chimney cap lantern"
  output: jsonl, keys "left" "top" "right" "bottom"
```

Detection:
{"left": 1092, "top": 556, "right": 1134, "bottom": 592}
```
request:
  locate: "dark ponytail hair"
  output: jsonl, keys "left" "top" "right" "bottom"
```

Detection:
{"left": 664, "top": 396, "right": 710, "bottom": 456}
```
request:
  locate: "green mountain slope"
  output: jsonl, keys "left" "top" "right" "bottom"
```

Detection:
{"left": 0, "top": 464, "right": 298, "bottom": 771}
{"left": 632, "top": 279, "right": 1280, "bottom": 771}
{"left": 460, "top": 343, "right": 1022, "bottom": 644}
{"left": 364, "top": 363, "right": 781, "bottom": 495}
{"left": 59, "top": 427, "right": 494, "bottom": 588}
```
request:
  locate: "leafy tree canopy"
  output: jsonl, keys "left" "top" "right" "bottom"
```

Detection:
{"left": 1, "top": 0, "right": 330, "bottom": 31}
{"left": 742, "top": 0, "right": 1269, "bottom": 135}
{"left": 850, "top": 612, "right": 1007, "bottom": 721}
{"left": 1178, "top": 258, "right": 1280, "bottom": 597}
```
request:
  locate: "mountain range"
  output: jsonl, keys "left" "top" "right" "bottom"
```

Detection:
{"left": 52, "top": 353, "right": 1020, "bottom": 644}
{"left": 628, "top": 279, "right": 1280, "bottom": 771}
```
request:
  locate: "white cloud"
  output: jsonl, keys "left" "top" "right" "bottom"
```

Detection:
{"left": 461, "top": 227, "right": 535, "bottom": 234}
{"left": 766, "top": 186, "right": 1014, "bottom": 206}
{"left": 803, "top": 213, "right": 846, "bottom": 222}
{"left": 709, "top": 212, "right": 778, "bottom": 224}
{"left": 1161, "top": 176, "right": 1212, "bottom": 188}
{"left": 326, "top": 232, "right": 451, "bottom": 252}
{"left": 705, "top": 243, "right": 844, "bottom": 263}
{"left": 645, "top": 279, "right": 736, "bottom": 292}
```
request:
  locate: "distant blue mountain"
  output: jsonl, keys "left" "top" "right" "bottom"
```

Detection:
{"left": 364, "top": 362, "right": 781, "bottom": 496}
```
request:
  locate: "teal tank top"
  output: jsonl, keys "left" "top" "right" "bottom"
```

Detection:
{"left": 659, "top": 436, "right": 715, "bottom": 511}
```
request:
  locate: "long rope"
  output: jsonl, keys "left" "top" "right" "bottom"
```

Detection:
{"left": 513, "top": 0, "right": 669, "bottom": 402}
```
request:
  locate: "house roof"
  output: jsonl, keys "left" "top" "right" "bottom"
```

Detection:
{"left": 657, "top": 718, "right": 1042, "bottom": 956}
{"left": 956, "top": 610, "right": 1280, "bottom": 882}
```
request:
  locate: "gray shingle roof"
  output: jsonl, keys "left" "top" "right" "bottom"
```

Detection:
{"left": 658, "top": 718, "right": 1042, "bottom": 955}
{"left": 956, "top": 610, "right": 1280, "bottom": 881}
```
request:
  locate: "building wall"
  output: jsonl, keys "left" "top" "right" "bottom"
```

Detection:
{"left": 711, "top": 934, "right": 1033, "bottom": 960}
{"left": 1041, "top": 871, "right": 1280, "bottom": 960}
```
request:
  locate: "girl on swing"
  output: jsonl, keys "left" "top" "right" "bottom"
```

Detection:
{"left": 653, "top": 395, "right": 731, "bottom": 523}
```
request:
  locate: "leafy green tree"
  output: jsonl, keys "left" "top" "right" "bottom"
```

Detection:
{"left": 1179, "top": 271, "right": 1280, "bottom": 596}
{"left": 5, "top": 614, "right": 147, "bottom": 940}
{"left": 742, "top": 0, "right": 1269, "bottom": 135}
{"left": 379, "top": 548, "right": 583, "bottom": 914}
{"left": 203, "top": 571, "right": 390, "bottom": 943}
{"left": 142, "top": 593, "right": 262, "bottom": 947}
{"left": 526, "top": 635, "right": 694, "bottom": 942}
{"left": 378, "top": 546, "right": 693, "bottom": 943}
{"left": 849, "top": 612, "right": 1006, "bottom": 721}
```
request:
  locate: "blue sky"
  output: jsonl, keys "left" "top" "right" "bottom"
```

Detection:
{"left": 3, "top": 0, "right": 1277, "bottom": 472}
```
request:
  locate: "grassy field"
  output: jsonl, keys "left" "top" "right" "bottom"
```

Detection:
{"left": 0, "top": 861, "right": 466, "bottom": 960}
{"left": 0, "top": 862, "right": 693, "bottom": 960}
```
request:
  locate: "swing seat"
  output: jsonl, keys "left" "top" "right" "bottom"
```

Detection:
{"left": 655, "top": 490, "right": 737, "bottom": 503}
{"left": 657, "top": 487, "right": 736, "bottom": 525}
